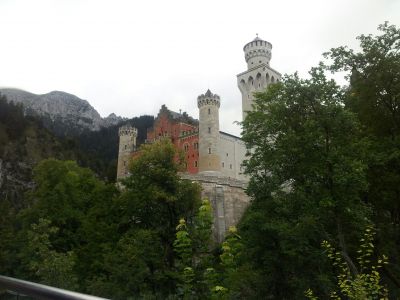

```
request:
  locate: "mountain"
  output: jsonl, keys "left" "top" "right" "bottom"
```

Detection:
{"left": 0, "top": 88, "right": 126, "bottom": 136}
{"left": 0, "top": 94, "right": 79, "bottom": 207}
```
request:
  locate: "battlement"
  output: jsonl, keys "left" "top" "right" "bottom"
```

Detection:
{"left": 118, "top": 125, "right": 138, "bottom": 137}
{"left": 243, "top": 36, "right": 272, "bottom": 69}
{"left": 197, "top": 89, "right": 221, "bottom": 108}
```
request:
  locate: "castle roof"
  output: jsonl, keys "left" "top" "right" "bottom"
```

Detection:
{"left": 159, "top": 104, "right": 198, "bottom": 125}
{"left": 205, "top": 89, "right": 213, "bottom": 97}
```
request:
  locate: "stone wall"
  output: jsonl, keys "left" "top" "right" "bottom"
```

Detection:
{"left": 181, "top": 173, "right": 250, "bottom": 242}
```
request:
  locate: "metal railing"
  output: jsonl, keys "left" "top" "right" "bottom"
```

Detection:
{"left": 0, "top": 275, "right": 109, "bottom": 300}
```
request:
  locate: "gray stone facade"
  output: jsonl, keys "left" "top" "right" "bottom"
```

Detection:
{"left": 181, "top": 173, "right": 250, "bottom": 242}
{"left": 116, "top": 125, "right": 137, "bottom": 179}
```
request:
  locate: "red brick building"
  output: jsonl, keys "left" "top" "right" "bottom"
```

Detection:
{"left": 145, "top": 105, "right": 200, "bottom": 174}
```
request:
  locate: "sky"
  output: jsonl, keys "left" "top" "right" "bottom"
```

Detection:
{"left": 0, "top": 0, "right": 399, "bottom": 136}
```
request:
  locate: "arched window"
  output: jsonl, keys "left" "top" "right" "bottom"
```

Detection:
{"left": 248, "top": 76, "right": 254, "bottom": 86}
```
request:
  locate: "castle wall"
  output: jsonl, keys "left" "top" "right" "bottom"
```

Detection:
{"left": 218, "top": 132, "right": 248, "bottom": 181}
{"left": 180, "top": 132, "right": 199, "bottom": 173}
{"left": 237, "top": 65, "right": 281, "bottom": 120}
{"left": 181, "top": 173, "right": 250, "bottom": 242}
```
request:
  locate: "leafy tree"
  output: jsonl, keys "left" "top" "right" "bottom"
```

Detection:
{"left": 0, "top": 197, "right": 16, "bottom": 275}
{"left": 113, "top": 139, "right": 201, "bottom": 297}
{"left": 238, "top": 66, "right": 370, "bottom": 298}
{"left": 306, "top": 225, "right": 389, "bottom": 299}
{"left": 17, "top": 159, "right": 118, "bottom": 292}
{"left": 173, "top": 199, "right": 216, "bottom": 299}
{"left": 325, "top": 22, "right": 400, "bottom": 293}
{"left": 23, "top": 218, "right": 78, "bottom": 290}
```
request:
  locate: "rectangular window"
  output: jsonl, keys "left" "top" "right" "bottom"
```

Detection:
{"left": 208, "top": 127, "right": 211, "bottom": 133}
{"left": 230, "top": 164, "right": 232, "bottom": 169}
{"left": 208, "top": 148, "right": 211, "bottom": 154}
{"left": 208, "top": 108, "right": 211, "bottom": 114}
{"left": 222, "top": 162, "right": 224, "bottom": 168}
{"left": 194, "top": 161, "right": 198, "bottom": 167}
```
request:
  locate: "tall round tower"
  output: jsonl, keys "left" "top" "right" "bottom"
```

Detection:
{"left": 244, "top": 36, "right": 272, "bottom": 69}
{"left": 237, "top": 36, "right": 281, "bottom": 121}
{"left": 197, "top": 89, "right": 221, "bottom": 175}
{"left": 117, "top": 125, "right": 138, "bottom": 180}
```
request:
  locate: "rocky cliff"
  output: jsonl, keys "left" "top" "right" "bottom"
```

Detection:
{"left": 0, "top": 88, "right": 125, "bottom": 136}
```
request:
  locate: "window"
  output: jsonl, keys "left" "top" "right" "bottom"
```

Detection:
{"left": 208, "top": 148, "right": 211, "bottom": 154}
{"left": 208, "top": 127, "right": 211, "bottom": 134}
{"left": 194, "top": 161, "right": 198, "bottom": 167}
{"left": 194, "top": 142, "right": 199, "bottom": 149}
{"left": 226, "top": 153, "right": 228, "bottom": 157}
{"left": 230, "top": 164, "right": 232, "bottom": 169}
{"left": 222, "top": 162, "right": 224, "bottom": 168}
{"left": 184, "top": 144, "right": 189, "bottom": 152}
{"left": 208, "top": 108, "right": 211, "bottom": 115}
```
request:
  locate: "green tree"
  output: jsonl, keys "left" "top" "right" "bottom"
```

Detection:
{"left": 173, "top": 199, "right": 216, "bottom": 299}
{"left": 17, "top": 159, "right": 119, "bottom": 294}
{"left": 238, "top": 66, "right": 370, "bottom": 298}
{"left": 24, "top": 218, "right": 78, "bottom": 290}
{"left": 306, "top": 225, "right": 388, "bottom": 299}
{"left": 113, "top": 139, "right": 202, "bottom": 297}
{"left": 325, "top": 22, "right": 400, "bottom": 293}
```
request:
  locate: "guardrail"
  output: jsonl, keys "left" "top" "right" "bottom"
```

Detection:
{"left": 0, "top": 275, "right": 109, "bottom": 300}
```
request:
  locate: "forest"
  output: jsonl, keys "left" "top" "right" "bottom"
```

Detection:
{"left": 0, "top": 22, "right": 399, "bottom": 299}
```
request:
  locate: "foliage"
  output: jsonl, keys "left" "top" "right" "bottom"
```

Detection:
{"left": 24, "top": 218, "right": 78, "bottom": 290}
{"left": 220, "top": 226, "right": 242, "bottom": 275}
{"left": 110, "top": 139, "right": 202, "bottom": 298}
{"left": 15, "top": 159, "right": 119, "bottom": 294}
{"left": 306, "top": 225, "right": 388, "bottom": 299}
{"left": 173, "top": 199, "right": 216, "bottom": 299}
{"left": 239, "top": 66, "right": 370, "bottom": 298}
{"left": 325, "top": 22, "right": 400, "bottom": 294}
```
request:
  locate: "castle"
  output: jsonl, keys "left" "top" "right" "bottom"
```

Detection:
{"left": 117, "top": 36, "right": 281, "bottom": 241}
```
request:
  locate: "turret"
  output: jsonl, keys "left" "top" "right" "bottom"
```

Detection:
{"left": 237, "top": 35, "right": 281, "bottom": 121}
{"left": 197, "top": 89, "right": 221, "bottom": 174}
{"left": 243, "top": 36, "right": 272, "bottom": 69}
{"left": 117, "top": 125, "right": 138, "bottom": 180}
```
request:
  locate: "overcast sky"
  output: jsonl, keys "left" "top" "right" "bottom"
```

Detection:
{"left": 1, "top": 0, "right": 399, "bottom": 136}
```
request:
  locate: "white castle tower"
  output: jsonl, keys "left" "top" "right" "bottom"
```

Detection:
{"left": 197, "top": 89, "right": 221, "bottom": 175}
{"left": 117, "top": 125, "right": 138, "bottom": 179}
{"left": 237, "top": 35, "right": 281, "bottom": 120}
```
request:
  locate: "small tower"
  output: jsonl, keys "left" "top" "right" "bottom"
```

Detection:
{"left": 197, "top": 89, "right": 221, "bottom": 175}
{"left": 237, "top": 36, "right": 281, "bottom": 120}
{"left": 117, "top": 125, "right": 138, "bottom": 180}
